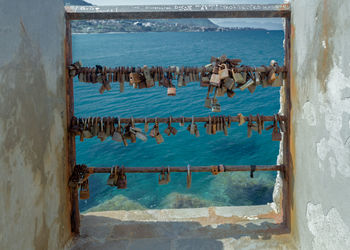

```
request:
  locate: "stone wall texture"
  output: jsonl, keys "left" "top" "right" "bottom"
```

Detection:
{"left": 290, "top": 0, "right": 350, "bottom": 249}
{"left": 0, "top": 0, "right": 71, "bottom": 249}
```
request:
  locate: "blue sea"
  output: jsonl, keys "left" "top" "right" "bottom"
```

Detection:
{"left": 73, "top": 30, "right": 284, "bottom": 212}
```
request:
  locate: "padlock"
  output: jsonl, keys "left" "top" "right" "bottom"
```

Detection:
{"left": 212, "top": 117, "right": 217, "bottom": 135}
{"left": 195, "top": 124, "right": 200, "bottom": 137}
{"left": 272, "top": 124, "right": 282, "bottom": 141}
{"left": 144, "top": 118, "right": 149, "bottom": 133}
{"left": 167, "top": 87, "right": 176, "bottom": 96}
{"left": 211, "top": 102, "right": 221, "bottom": 113}
{"left": 238, "top": 113, "right": 245, "bottom": 126}
{"left": 232, "top": 71, "right": 246, "bottom": 84}
{"left": 219, "top": 64, "right": 229, "bottom": 80}
{"left": 211, "top": 165, "right": 219, "bottom": 175}
{"left": 272, "top": 115, "right": 282, "bottom": 141}
{"left": 177, "top": 74, "right": 184, "bottom": 87}
{"left": 155, "top": 132, "right": 164, "bottom": 144}
{"left": 190, "top": 116, "right": 195, "bottom": 135}
{"left": 254, "top": 72, "right": 261, "bottom": 85}
{"left": 210, "top": 71, "right": 221, "bottom": 87}
{"left": 268, "top": 70, "right": 277, "bottom": 84}
{"left": 171, "top": 126, "right": 178, "bottom": 135}
{"left": 82, "top": 118, "right": 93, "bottom": 138}
{"left": 247, "top": 116, "right": 253, "bottom": 138}
{"left": 277, "top": 114, "right": 286, "bottom": 133}
{"left": 97, "top": 119, "right": 107, "bottom": 141}
{"left": 158, "top": 168, "right": 169, "bottom": 185}
{"left": 204, "top": 63, "right": 213, "bottom": 72}
{"left": 142, "top": 66, "right": 155, "bottom": 88}
{"left": 218, "top": 164, "right": 225, "bottom": 173}
{"left": 224, "top": 77, "right": 235, "bottom": 90}
{"left": 112, "top": 118, "right": 123, "bottom": 142}
{"left": 257, "top": 115, "right": 262, "bottom": 134}
{"left": 184, "top": 70, "right": 190, "bottom": 85}
{"left": 223, "top": 117, "right": 228, "bottom": 136}
{"left": 206, "top": 116, "right": 212, "bottom": 135}
{"left": 105, "top": 118, "right": 111, "bottom": 137}
{"left": 116, "top": 167, "right": 127, "bottom": 189}
{"left": 186, "top": 164, "right": 192, "bottom": 189}
{"left": 164, "top": 126, "right": 171, "bottom": 136}
{"left": 239, "top": 78, "right": 254, "bottom": 91}
{"left": 272, "top": 73, "right": 283, "bottom": 87}
{"left": 180, "top": 117, "right": 185, "bottom": 127}
{"left": 200, "top": 69, "right": 210, "bottom": 87}
{"left": 79, "top": 180, "right": 90, "bottom": 200}
{"left": 129, "top": 72, "right": 141, "bottom": 85}
{"left": 107, "top": 167, "right": 116, "bottom": 186}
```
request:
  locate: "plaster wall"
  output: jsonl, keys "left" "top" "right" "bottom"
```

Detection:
{"left": 0, "top": 0, "right": 71, "bottom": 249}
{"left": 290, "top": 0, "right": 350, "bottom": 249}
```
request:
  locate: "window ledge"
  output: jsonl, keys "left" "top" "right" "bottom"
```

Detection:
{"left": 70, "top": 206, "right": 297, "bottom": 249}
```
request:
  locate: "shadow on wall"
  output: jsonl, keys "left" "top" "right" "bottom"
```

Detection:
{"left": 72, "top": 215, "right": 287, "bottom": 250}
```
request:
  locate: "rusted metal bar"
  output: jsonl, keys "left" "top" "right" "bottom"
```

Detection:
{"left": 74, "top": 65, "right": 287, "bottom": 75}
{"left": 72, "top": 115, "right": 287, "bottom": 124}
{"left": 65, "top": 4, "right": 291, "bottom": 20}
{"left": 65, "top": 20, "right": 80, "bottom": 235}
{"left": 86, "top": 165, "right": 283, "bottom": 174}
{"left": 282, "top": 16, "right": 292, "bottom": 229}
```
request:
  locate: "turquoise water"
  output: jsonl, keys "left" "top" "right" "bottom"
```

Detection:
{"left": 73, "top": 30, "right": 284, "bottom": 212}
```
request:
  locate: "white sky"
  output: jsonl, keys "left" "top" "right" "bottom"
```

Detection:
{"left": 86, "top": 0, "right": 283, "bottom": 5}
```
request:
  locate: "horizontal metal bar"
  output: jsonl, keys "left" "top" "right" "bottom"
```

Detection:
{"left": 87, "top": 165, "right": 283, "bottom": 173}
{"left": 65, "top": 4, "right": 291, "bottom": 20}
{"left": 72, "top": 114, "right": 286, "bottom": 125}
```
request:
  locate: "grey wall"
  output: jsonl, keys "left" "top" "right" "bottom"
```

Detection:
{"left": 290, "top": 0, "right": 350, "bottom": 249}
{"left": 0, "top": 0, "right": 72, "bottom": 249}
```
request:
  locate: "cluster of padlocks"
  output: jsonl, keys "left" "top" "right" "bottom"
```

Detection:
{"left": 71, "top": 114, "right": 285, "bottom": 145}
{"left": 69, "top": 56, "right": 287, "bottom": 197}
{"left": 68, "top": 55, "right": 286, "bottom": 111}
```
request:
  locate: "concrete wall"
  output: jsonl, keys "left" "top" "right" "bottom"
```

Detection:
{"left": 0, "top": 0, "right": 71, "bottom": 249}
{"left": 290, "top": 0, "right": 350, "bottom": 249}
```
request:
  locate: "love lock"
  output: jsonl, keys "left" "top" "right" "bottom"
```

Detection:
{"left": 158, "top": 167, "right": 169, "bottom": 185}
{"left": 272, "top": 115, "right": 282, "bottom": 141}
{"left": 232, "top": 70, "right": 246, "bottom": 84}
{"left": 112, "top": 117, "right": 123, "bottom": 142}
{"left": 142, "top": 65, "right": 155, "bottom": 88}
{"left": 219, "top": 64, "right": 229, "bottom": 80}
{"left": 186, "top": 164, "right": 192, "bottom": 189}
{"left": 116, "top": 167, "right": 127, "bottom": 189}
{"left": 167, "top": 86, "right": 176, "bottom": 96}
{"left": 224, "top": 77, "right": 235, "bottom": 90}
{"left": 211, "top": 165, "right": 219, "bottom": 175}
{"left": 107, "top": 167, "right": 117, "bottom": 186}
{"left": 210, "top": 66, "right": 221, "bottom": 87}
{"left": 79, "top": 179, "right": 90, "bottom": 200}
{"left": 97, "top": 119, "right": 107, "bottom": 141}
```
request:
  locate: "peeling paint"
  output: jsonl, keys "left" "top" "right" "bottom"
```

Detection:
{"left": 302, "top": 102, "right": 316, "bottom": 126}
{"left": 307, "top": 203, "right": 350, "bottom": 249}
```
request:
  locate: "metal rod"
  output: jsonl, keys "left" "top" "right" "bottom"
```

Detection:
{"left": 72, "top": 115, "right": 286, "bottom": 124}
{"left": 65, "top": 4, "right": 291, "bottom": 20}
{"left": 76, "top": 65, "right": 287, "bottom": 74}
{"left": 87, "top": 165, "right": 283, "bottom": 174}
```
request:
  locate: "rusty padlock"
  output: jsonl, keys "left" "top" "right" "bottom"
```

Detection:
{"left": 210, "top": 66, "right": 221, "bottom": 86}
{"left": 79, "top": 179, "right": 90, "bottom": 200}
{"left": 186, "top": 164, "right": 192, "bottom": 189}
{"left": 158, "top": 167, "right": 169, "bottom": 185}
{"left": 272, "top": 115, "right": 282, "bottom": 141}
{"left": 116, "top": 167, "right": 127, "bottom": 189}
{"left": 167, "top": 86, "right": 176, "bottom": 96}
{"left": 219, "top": 64, "right": 229, "bottom": 80}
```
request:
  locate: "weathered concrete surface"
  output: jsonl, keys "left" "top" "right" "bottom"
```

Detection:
{"left": 71, "top": 206, "right": 296, "bottom": 250}
{"left": 289, "top": 0, "right": 350, "bottom": 249}
{"left": 0, "top": 0, "right": 71, "bottom": 249}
